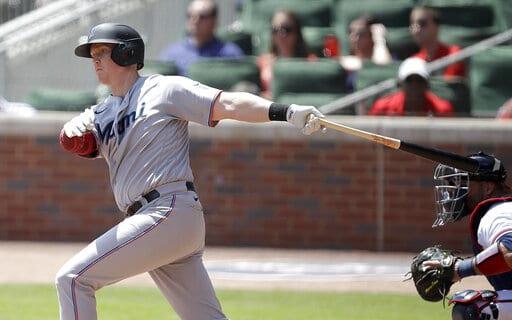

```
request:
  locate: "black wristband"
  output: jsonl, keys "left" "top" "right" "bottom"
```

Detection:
{"left": 268, "top": 103, "right": 290, "bottom": 121}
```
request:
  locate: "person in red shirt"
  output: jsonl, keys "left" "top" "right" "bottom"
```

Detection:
{"left": 368, "top": 57, "right": 453, "bottom": 116}
{"left": 409, "top": 6, "right": 466, "bottom": 80}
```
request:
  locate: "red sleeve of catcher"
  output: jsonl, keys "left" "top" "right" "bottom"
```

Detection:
{"left": 475, "top": 243, "right": 511, "bottom": 276}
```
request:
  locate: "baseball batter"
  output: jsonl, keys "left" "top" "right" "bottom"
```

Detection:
{"left": 55, "top": 23, "right": 324, "bottom": 320}
{"left": 428, "top": 152, "right": 512, "bottom": 320}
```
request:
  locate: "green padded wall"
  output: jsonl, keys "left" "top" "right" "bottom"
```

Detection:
{"left": 25, "top": 88, "right": 97, "bottom": 111}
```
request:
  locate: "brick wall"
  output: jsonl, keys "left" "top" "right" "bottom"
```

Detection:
{"left": 1, "top": 113, "right": 511, "bottom": 252}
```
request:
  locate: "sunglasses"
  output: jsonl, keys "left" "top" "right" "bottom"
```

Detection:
{"left": 187, "top": 12, "right": 214, "bottom": 21}
{"left": 271, "top": 25, "right": 296, "bottom": 36}
{"left": 411, "top": 18, "right": 429, "bottom": 28}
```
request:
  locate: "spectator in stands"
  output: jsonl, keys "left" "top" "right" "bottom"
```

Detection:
{"left": 368, "top": 57, "right": 453, "bottom": 116}
{"left": 497, "top": 98, "right": 512, "bottom": 119}
{"left": 340, "top": 15, "right": 393, "bottom": 92}
{"left": 257, "top": 10, "right": 316, "bottom": 99}
{"left": 409, "top": 6, "right": 466, "bottom": 80}
{"left": 340, "top": 15, "right": 392, "bottom": 72}
{"left": 159, "top": 0, "right": 244, "bottom": 76}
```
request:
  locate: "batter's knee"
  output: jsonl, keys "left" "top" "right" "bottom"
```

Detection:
{"left": 452, "top": 303, "right": 480, "bottom": 320}
{"left": 55, "top": 264, "right": 74, "bottom": 291}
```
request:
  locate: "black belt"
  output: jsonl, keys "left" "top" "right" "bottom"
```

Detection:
{"left": 126, "top": 182, "right": 195, "bottom": 217}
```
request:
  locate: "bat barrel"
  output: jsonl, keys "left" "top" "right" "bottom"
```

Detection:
{"left": 399, "top": 141, "right": 480, "bottom": 173}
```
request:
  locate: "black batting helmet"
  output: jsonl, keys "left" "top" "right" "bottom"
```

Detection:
{"left": 75, "top": 23, "right": 144, "bottom": 70}
{"left": 467, "top": 152, "right": 507, "bottom": 182}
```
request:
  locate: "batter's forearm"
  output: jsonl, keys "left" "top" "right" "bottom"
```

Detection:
{"left": 212, "top": 91, "right": 273, "bottom": 122}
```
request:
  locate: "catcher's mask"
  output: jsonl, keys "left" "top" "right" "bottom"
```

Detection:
{"left": 433, "top": 152, "right": 507, "bottom": 227}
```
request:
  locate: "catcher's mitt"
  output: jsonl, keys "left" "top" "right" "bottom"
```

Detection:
{"left": 409, "top": 246, "right": 460, "bottom": 302}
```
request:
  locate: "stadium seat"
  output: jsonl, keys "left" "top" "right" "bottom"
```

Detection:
{"left": 354, "top": 61, "right": 400, "bottom": 103}
{"left": 429, "top": 77, "right": 471, "bottom": 117}
{"left": 271, "top": 58, "right": 347, "bottom": 109}
{"left": 302, "top": 27, "right": 338, "bottom": 57}
{"left": 188, "top": 57, "right": 261, "bottom": 91}
{"left": 420, "top": 0, "right": 507, "bottom": 30}
{"left": 242, "top": 0, "right": 333, "bottom": 33}
{"left": 25, "top": 88, "right": 97, "bottom": 112}
{"left": 216, "top": 27, "right": 253, "bottom": 55}
{"left": 140, "top": 60, "right": 178, "bottom": 76}
{"left": 470, "top": 46, "right": 512, "bottom": 117}
{"left": 277, "top": 93, "right": 350, "bottom": 114}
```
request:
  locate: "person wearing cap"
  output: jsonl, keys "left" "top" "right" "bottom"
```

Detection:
{"left": 425, "top": 152, "right": 512, "bottom": 319}
{"left": 159, "top": 0, "right": 244, "bottom": 76}
{"left": 368, "top": 57, "right": 453, "bottom": 116}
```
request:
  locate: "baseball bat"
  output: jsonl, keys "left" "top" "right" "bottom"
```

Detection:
{"left": 318, "top": 118, "right": 480, "bottom": 173}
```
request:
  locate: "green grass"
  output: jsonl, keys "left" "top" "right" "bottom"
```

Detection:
{"left": 0, "top": 284, "right": 450, "bottom": 319}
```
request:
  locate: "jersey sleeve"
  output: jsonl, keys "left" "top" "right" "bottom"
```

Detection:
{"left": 478, "top": 203, "right": 512, "bottom": 248}
{"left": 160, "top": 76, "right": 222, "bottom": 127}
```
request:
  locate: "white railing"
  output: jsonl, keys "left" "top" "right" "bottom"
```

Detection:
{"left": 0, "top": 0, "right": 156, "bottom": 59}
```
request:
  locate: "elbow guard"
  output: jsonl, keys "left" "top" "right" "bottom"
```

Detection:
{"left": 59, "top": 130, "right": 99, "bottom": 158}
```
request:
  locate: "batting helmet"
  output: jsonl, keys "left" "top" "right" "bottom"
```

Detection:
{"left": 467, "top": 151, "right": 507, "bottom": 182}
{"left": 75, "top": 23, "right": 144, "bottom": 70}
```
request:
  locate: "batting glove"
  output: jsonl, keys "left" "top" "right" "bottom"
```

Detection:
{"left": 286, "top": 104, "right": 325, "bottom": 135}
{"left": 63, "top": 108, "right": 95, "bottom": 138}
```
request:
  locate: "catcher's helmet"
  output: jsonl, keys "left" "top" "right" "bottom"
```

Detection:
{"left": 433, "top": 152, "right": 507, "bottom": 227}
{"left": 75, "top": 23, "right": 144, "bottom": 70}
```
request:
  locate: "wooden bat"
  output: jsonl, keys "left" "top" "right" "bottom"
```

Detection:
{"left": 318, "top": 118, "right": 479, "bottom": 173}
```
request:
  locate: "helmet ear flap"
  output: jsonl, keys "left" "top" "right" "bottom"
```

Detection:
{"left": 110, "top": 41, "right": 144, "bottom": 70}
{"left": 111, "top": 43, "right": 132, "bottom": 67}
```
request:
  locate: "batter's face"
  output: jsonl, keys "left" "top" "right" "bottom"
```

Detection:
{"left": 90, "top": 43, "right": 124, "bottom": 85}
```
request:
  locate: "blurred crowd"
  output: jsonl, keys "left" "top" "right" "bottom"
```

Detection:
{"left": 156, "top": 0, "right": 512, "bottom": 120}
{"left": 2, "top": 0, "right": 511, "bottom": 120}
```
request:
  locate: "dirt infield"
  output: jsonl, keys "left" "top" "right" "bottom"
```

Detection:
{"left": 0, "top": 241, "right": 491, "bottom": 293}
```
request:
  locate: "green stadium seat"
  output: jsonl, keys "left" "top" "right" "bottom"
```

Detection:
{"left": 188, "top": 57, "right": 261, "bottom": 91}
{"left": 439, "top": 26, "right": 501, "bottom": 48}
{"left": 25, "top": 88, "right": 97, "bottom": 112}
{"left": 216, "top": 27, "right": 253, "bottom": 55}
{"left": 420, "top": 0, "right": 507, "bottom": 30}
{"left": 243, "top": 0, "right": 333, "bottom": 33}
{"left": 140, "top": 60, "right": 178, "bottom": 76}
{"left": 354, "top": 61, "right": 400, "bottom": 108}
{"left": 278, "top": 93, "right": 353, "bottom": 114}
{"left": 470, "top": 46, "right": 512, "bottom": 117}
{"left": 429, "top": 77, "right": 471, "bottom": 117}
{"left": 355, "top": 61, "right": 400, "bottom": 88}
{"left": 302, "top": 27, "right": 338, "bottom": 57}
{"left": 334, "top": 0, "right": 413, "bottom": 30}
{"left": 272, "top": 58, "right": 346, "bottom": 96}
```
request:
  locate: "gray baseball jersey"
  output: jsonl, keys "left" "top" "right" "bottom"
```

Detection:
{"left": 90, "top": 75, "right": 220, "bottom": 211}
{"left": 56, "top": 75, "right": 228, "bottom": 320}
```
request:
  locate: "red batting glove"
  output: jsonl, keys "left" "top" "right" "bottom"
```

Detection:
{"left": 59, "top": 129, "right": 98, "bottom": 156}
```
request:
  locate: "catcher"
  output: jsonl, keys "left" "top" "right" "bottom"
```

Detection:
{"left": 410, "top": 152, "right": 512, "bottom": 320}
